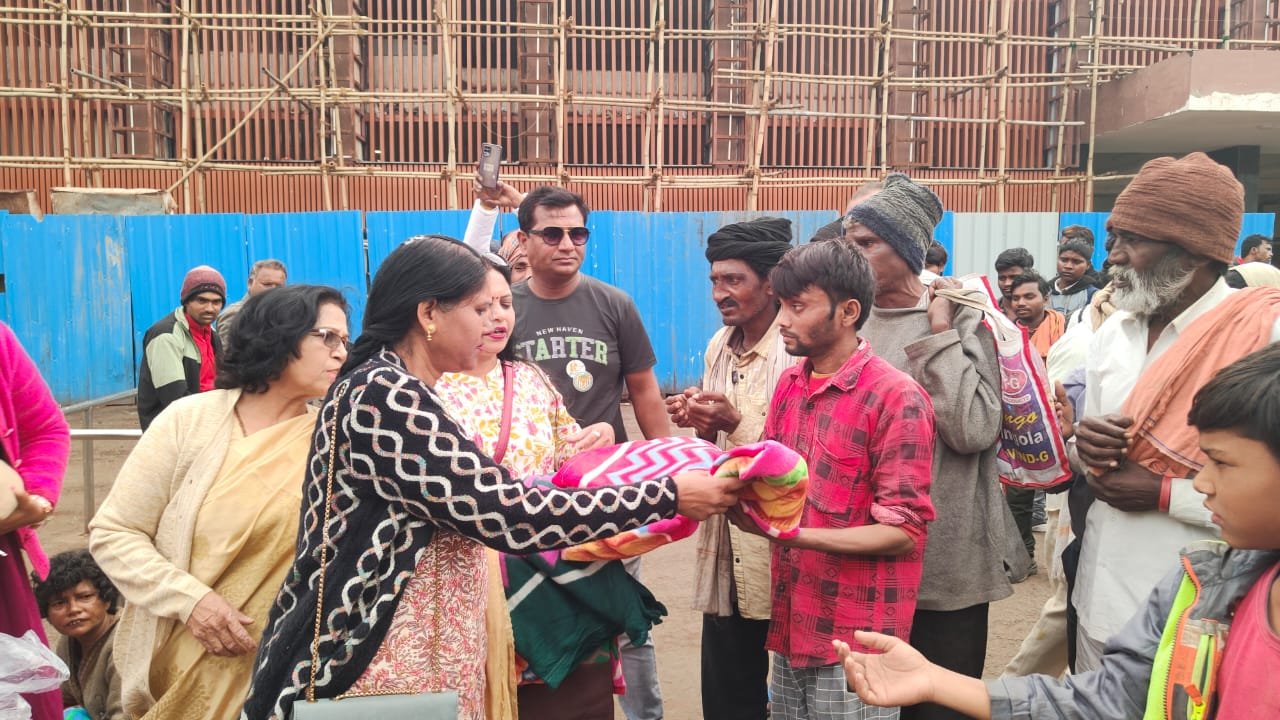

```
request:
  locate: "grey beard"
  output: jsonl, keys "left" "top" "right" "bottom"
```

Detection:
{"left": 1109, "top": 253, "right": 1196, "bottom": 318}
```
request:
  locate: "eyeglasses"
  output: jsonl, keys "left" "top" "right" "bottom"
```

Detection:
{"left": 528, "top": 226, "right": 591, "bottom": 246}
{"left": 309, "top": 328, "right": 351, "bottom": 351}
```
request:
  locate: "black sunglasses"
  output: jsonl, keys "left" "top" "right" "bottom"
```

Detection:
{"left": 529, "top": 226, "right": 590, "bottom": 246}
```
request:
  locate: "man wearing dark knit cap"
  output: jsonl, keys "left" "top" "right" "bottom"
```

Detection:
{"left": 136, "top": 265, "right": 226, "bottom": 430}
{"left": 1069, "top": 151, "right": 1280, "bottom": 671}
{"left": 843, "top": 173, "right": 1017, "bottom": 720}
{"left": 668, "top": 216, "right": 793, "bottom": 720}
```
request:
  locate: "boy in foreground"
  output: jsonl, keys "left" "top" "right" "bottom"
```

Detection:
{"left": 835, "top": 342, "right": 1280, "bottom": 719}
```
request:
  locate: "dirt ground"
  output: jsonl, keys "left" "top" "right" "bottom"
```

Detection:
{"left": 41, "top": 401, "right": 1050, "bottom": 719}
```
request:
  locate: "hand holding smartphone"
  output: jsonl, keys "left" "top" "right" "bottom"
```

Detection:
{"left": 478, "top": 143, "right": 503, "bottom": 189}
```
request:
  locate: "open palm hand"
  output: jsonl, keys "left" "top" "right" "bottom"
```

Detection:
{"left": 833, "top": 632, "right": 935, "bottom": 708}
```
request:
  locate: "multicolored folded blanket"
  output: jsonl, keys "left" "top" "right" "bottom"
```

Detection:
{"left": 712, "top": 440, "right": 808, "bottom": 539}
{"left": 552, "top": 436, "right": 808, "bottom": 561}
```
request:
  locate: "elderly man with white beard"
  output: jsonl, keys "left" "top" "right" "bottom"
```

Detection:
{"left": 1069, "top": 152, "right": 1280, "bottom": 671}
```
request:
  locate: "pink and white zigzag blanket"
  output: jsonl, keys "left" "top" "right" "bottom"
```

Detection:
{"left": 548, "top": 436, "right": 808, "bottom": 561}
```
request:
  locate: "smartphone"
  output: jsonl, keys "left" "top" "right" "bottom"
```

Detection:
{"left": 479, "top": 143, "right": 503, "bottom": 189}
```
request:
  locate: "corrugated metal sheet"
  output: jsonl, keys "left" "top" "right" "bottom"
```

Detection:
{"left": 9, "top": 208, "right": 1274, "bottom": 403}
{"left": 933, "top": 211, "right": 956, "bottom": 275}
{"left": 588, "top": 210, "right": 834, "bottom": 390}
{"left": 0, "top": 213, "right": 134, "bottom": 403}
{"left": 1238, "top": 214, "right": 1276, "bottom": 256}
{"left": 1057, "top": 212, "right": 1112, "bottom": 269}
{"left": 244, "top": 211, "right": 368, "bottom": 330}
{"left": 123, "top": 213, "right": 249, "bottom": 367}
{"left": 1059, "top": 212, "right": 1278, "bottom": 269}
{"left": 367, "top": 208, "right": 831, "bottom": 390}
{"left": 950, "top": 213, "right": 1062, "bottom": 278}
{"left": 363, "top": 210, "right": 490, "bottom": 279}
{"left": 0, "top": 210, "right": 7, "bottom": 324}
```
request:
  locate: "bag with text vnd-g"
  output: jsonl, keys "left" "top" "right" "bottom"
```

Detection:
{"left": 936, "top": 276, "right": 1072, "bottom": 490}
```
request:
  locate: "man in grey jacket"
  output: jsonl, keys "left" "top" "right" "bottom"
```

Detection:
{"left": 841, "top": 173, "right": 1022, "bottom": 720}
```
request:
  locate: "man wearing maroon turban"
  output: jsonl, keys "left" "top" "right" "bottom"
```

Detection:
{"left": 1071, "top": 152, "right": 1280, "bottom": 671}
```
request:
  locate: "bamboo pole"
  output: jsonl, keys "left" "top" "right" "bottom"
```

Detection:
{"left": 57, "top": 0, "right": 71, "bottom": 185}
{"left": 639, "top": 0, "right": 658, "bottom": 212}
{"left": 75, "top": 0, "right": 91, "bottom": 169}
{"left": 652, "top": 0, "right": 667, "bottom": 211}
{"left": 316, "top": 2, "right": 334, "bottom": 211}
{"left": 554, "top": 0, "right": 568, "bottom": 188}
{"left": 861, "top": 0, "right": 882, "bottom": 175}
{"left": 190, "top": 17, "right": 208, "bottom": 213}
{"left": 1084, "top": 1, "right": 1103, "bottom": 212}
{"left": 995, "top": 0, "right": 1013, "bottom": 212}
{"left": 745, "top": 0, "right": 779, "bottom": 212}
{"left": 975, "top": 0, "right": 998, "bottom": 211}
{"left": 877, "top": 10, "right": 891, "bottom": 176}
{"left": 178, "top": 0, "right": 192, "bottom": 211}
{"left": 1049, "top": 1, "right": 1078, "bottom": 213}
{"left": 325, "top": 0, "right": 350, "bottom": 211}
{"left": 436, "top": 0, "right": 459, "bottom": 208}
{"left": 0, "top": 158, "right": 1092, "bottom": 189}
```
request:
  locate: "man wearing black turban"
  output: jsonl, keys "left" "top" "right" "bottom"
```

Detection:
{"left": 668, "top": 216, "right": 794, "bottom": 720}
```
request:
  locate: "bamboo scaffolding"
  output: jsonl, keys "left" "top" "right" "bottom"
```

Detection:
{"left": 164, "top": 17, "right": 335, "bottom": 193}
{"left": 10, "top": 6, "right": 1279, "bottom": 51}
{"left": 0, "top": 0, "right": 1267, "bottom": 212}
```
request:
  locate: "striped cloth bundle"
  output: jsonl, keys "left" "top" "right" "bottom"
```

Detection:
{"left": 553, "top": 436, "right": 808, "bottom": 562}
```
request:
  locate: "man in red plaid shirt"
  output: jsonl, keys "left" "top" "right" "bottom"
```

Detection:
{"left": 731, "top": 240, "right": 936, "bottom": 720}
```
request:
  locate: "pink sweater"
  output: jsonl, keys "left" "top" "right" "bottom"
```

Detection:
{"left": 0, "top": 321, "right": 70, "bottom": 579}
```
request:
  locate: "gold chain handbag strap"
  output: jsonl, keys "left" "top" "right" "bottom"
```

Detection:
{"left": 307, "top": 379, "right": 349, "bottom": 703}
{"left": 305, "top": 377, "right": 448, "bottom": 703}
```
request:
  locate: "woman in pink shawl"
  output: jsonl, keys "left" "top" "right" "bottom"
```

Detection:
{"left": 0, "top": 320, "right": 70, "bottom": 720}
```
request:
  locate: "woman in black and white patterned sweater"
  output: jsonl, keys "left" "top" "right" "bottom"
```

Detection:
{"left": 242, "top": 235, "right": 740, "bottom": 720}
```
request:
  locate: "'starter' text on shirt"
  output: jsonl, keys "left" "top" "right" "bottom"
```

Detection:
{"left": 515, "top": 336, "right": 610, "bottom": 365}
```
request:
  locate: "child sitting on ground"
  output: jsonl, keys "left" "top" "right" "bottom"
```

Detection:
{"left": 834, "top": 342, "right": 1280, "bottom": 719}
{"left": 31, "top": 549, "right": 123, "bottom": 720}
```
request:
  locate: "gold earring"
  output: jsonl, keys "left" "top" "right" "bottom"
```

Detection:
{"left": 426, "top": 323, "right": 436, "bottom": 342}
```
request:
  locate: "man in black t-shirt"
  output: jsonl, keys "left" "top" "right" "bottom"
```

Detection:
{"left": 510, "top": 186, "right": 671, "bottom": 720}
{"left": 510, "top": 187, "right": 670, "bottom": 444}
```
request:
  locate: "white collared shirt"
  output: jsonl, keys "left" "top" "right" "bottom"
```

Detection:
{"left": 1074, "top": 278, "right": 1280, "bottom": 642}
